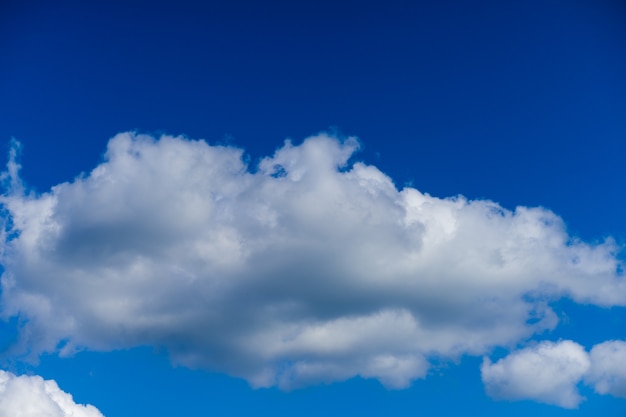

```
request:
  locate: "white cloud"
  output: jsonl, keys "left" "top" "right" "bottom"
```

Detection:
{"left": 0, "top": 370, "right": 104, "bottom": 417}
{"left": 481, "top": 340, "right": 590, "bottom": 408}
{"left": 586, "top": 340, "right": 626, "bottom": 398}
{"left": 0, "top": 132, "right": 624, "bottom": 389}
{"left": 481, "top": 339, "right": 626, "bottom": 408}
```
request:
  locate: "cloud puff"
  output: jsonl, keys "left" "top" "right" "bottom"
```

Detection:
{"left": 481, "top": 340, "right": 590, "bottom": 408}
{"left": 0, "top": 132, "right": 624, "bottom": 389}
{"left": 481, "top": 339, "right": 626, "bottom": 408}
{"left": 0, "top": 370, "right": 104, "bottom": 417}
{"left": 586, "top": 340, "right": 626, "bottom": 398}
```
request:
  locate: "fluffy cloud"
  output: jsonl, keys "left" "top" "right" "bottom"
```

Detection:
{"left": 0, "top": 370, "right": 104, "bottom": 417}
{"left": 481, "top": 339, "right": 626, "bottom": 408}
{"left": 481, "top": 340, "right": 590, "bottom": 408}
{"left": 0, "top": 132, "right": 624, "bottom": 389}
{"left": 586, "top": 340, "right": 626, "bottom": 398}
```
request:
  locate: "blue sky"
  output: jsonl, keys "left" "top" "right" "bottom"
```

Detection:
{"left": 0, "top": 0, "right": 625, "bottom": 415}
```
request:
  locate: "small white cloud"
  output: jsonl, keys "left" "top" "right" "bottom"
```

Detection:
{"left": 481, "top": 340, "right": 590, "bottom": 408}
{"left": 0, "top": 370, "right": 104, "bottom": 417}
{"left": 482, "top": 339, "right": 626, "bottom": 408}
{"left": 0, "top": 132, "right": 624, "bottom": 389}
{"left": 585, "top": 340, "right": 626, "bottom": 398}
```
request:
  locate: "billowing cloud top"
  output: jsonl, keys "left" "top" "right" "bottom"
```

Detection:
{"left": 0, "top": 133, "right": 624, "bottom": 390}
{"left": 0, "top": 370, "right": 104, "bottom": 417}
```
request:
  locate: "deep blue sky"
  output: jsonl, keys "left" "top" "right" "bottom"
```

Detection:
{"left": 1, "top": 0, "right": 625, "bottom": 415}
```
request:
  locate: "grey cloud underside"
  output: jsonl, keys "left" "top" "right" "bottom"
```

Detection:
{"left": 1, "top": 133, "right": 624, "bottom": 389}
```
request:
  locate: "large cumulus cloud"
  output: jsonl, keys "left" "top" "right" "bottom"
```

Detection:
{"left": 0, "top": 132, "right": 624, "bottom": 389}
{"left": 0, "top": 370, "right": 104, "bottom": 417}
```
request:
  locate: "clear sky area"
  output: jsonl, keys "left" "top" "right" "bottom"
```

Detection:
{"left": 0, "top": 0, "right": 625, "bottom": 415}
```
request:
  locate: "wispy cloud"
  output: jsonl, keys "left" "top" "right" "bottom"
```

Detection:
{"left": 0, "top": 132, "right": 624, "bottom": 390}
{"left": 0, "top": 370, "right": 104, "bottom": 417}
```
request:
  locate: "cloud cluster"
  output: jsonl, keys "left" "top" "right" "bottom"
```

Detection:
{"left": 0, "top": 370, "right": 104, "bottom": 417}
{"left": 481, "top": 339, "right": 626, "bottom": 408}
{"left": 0, "top": 132, "right": 624, "bottom": 390}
